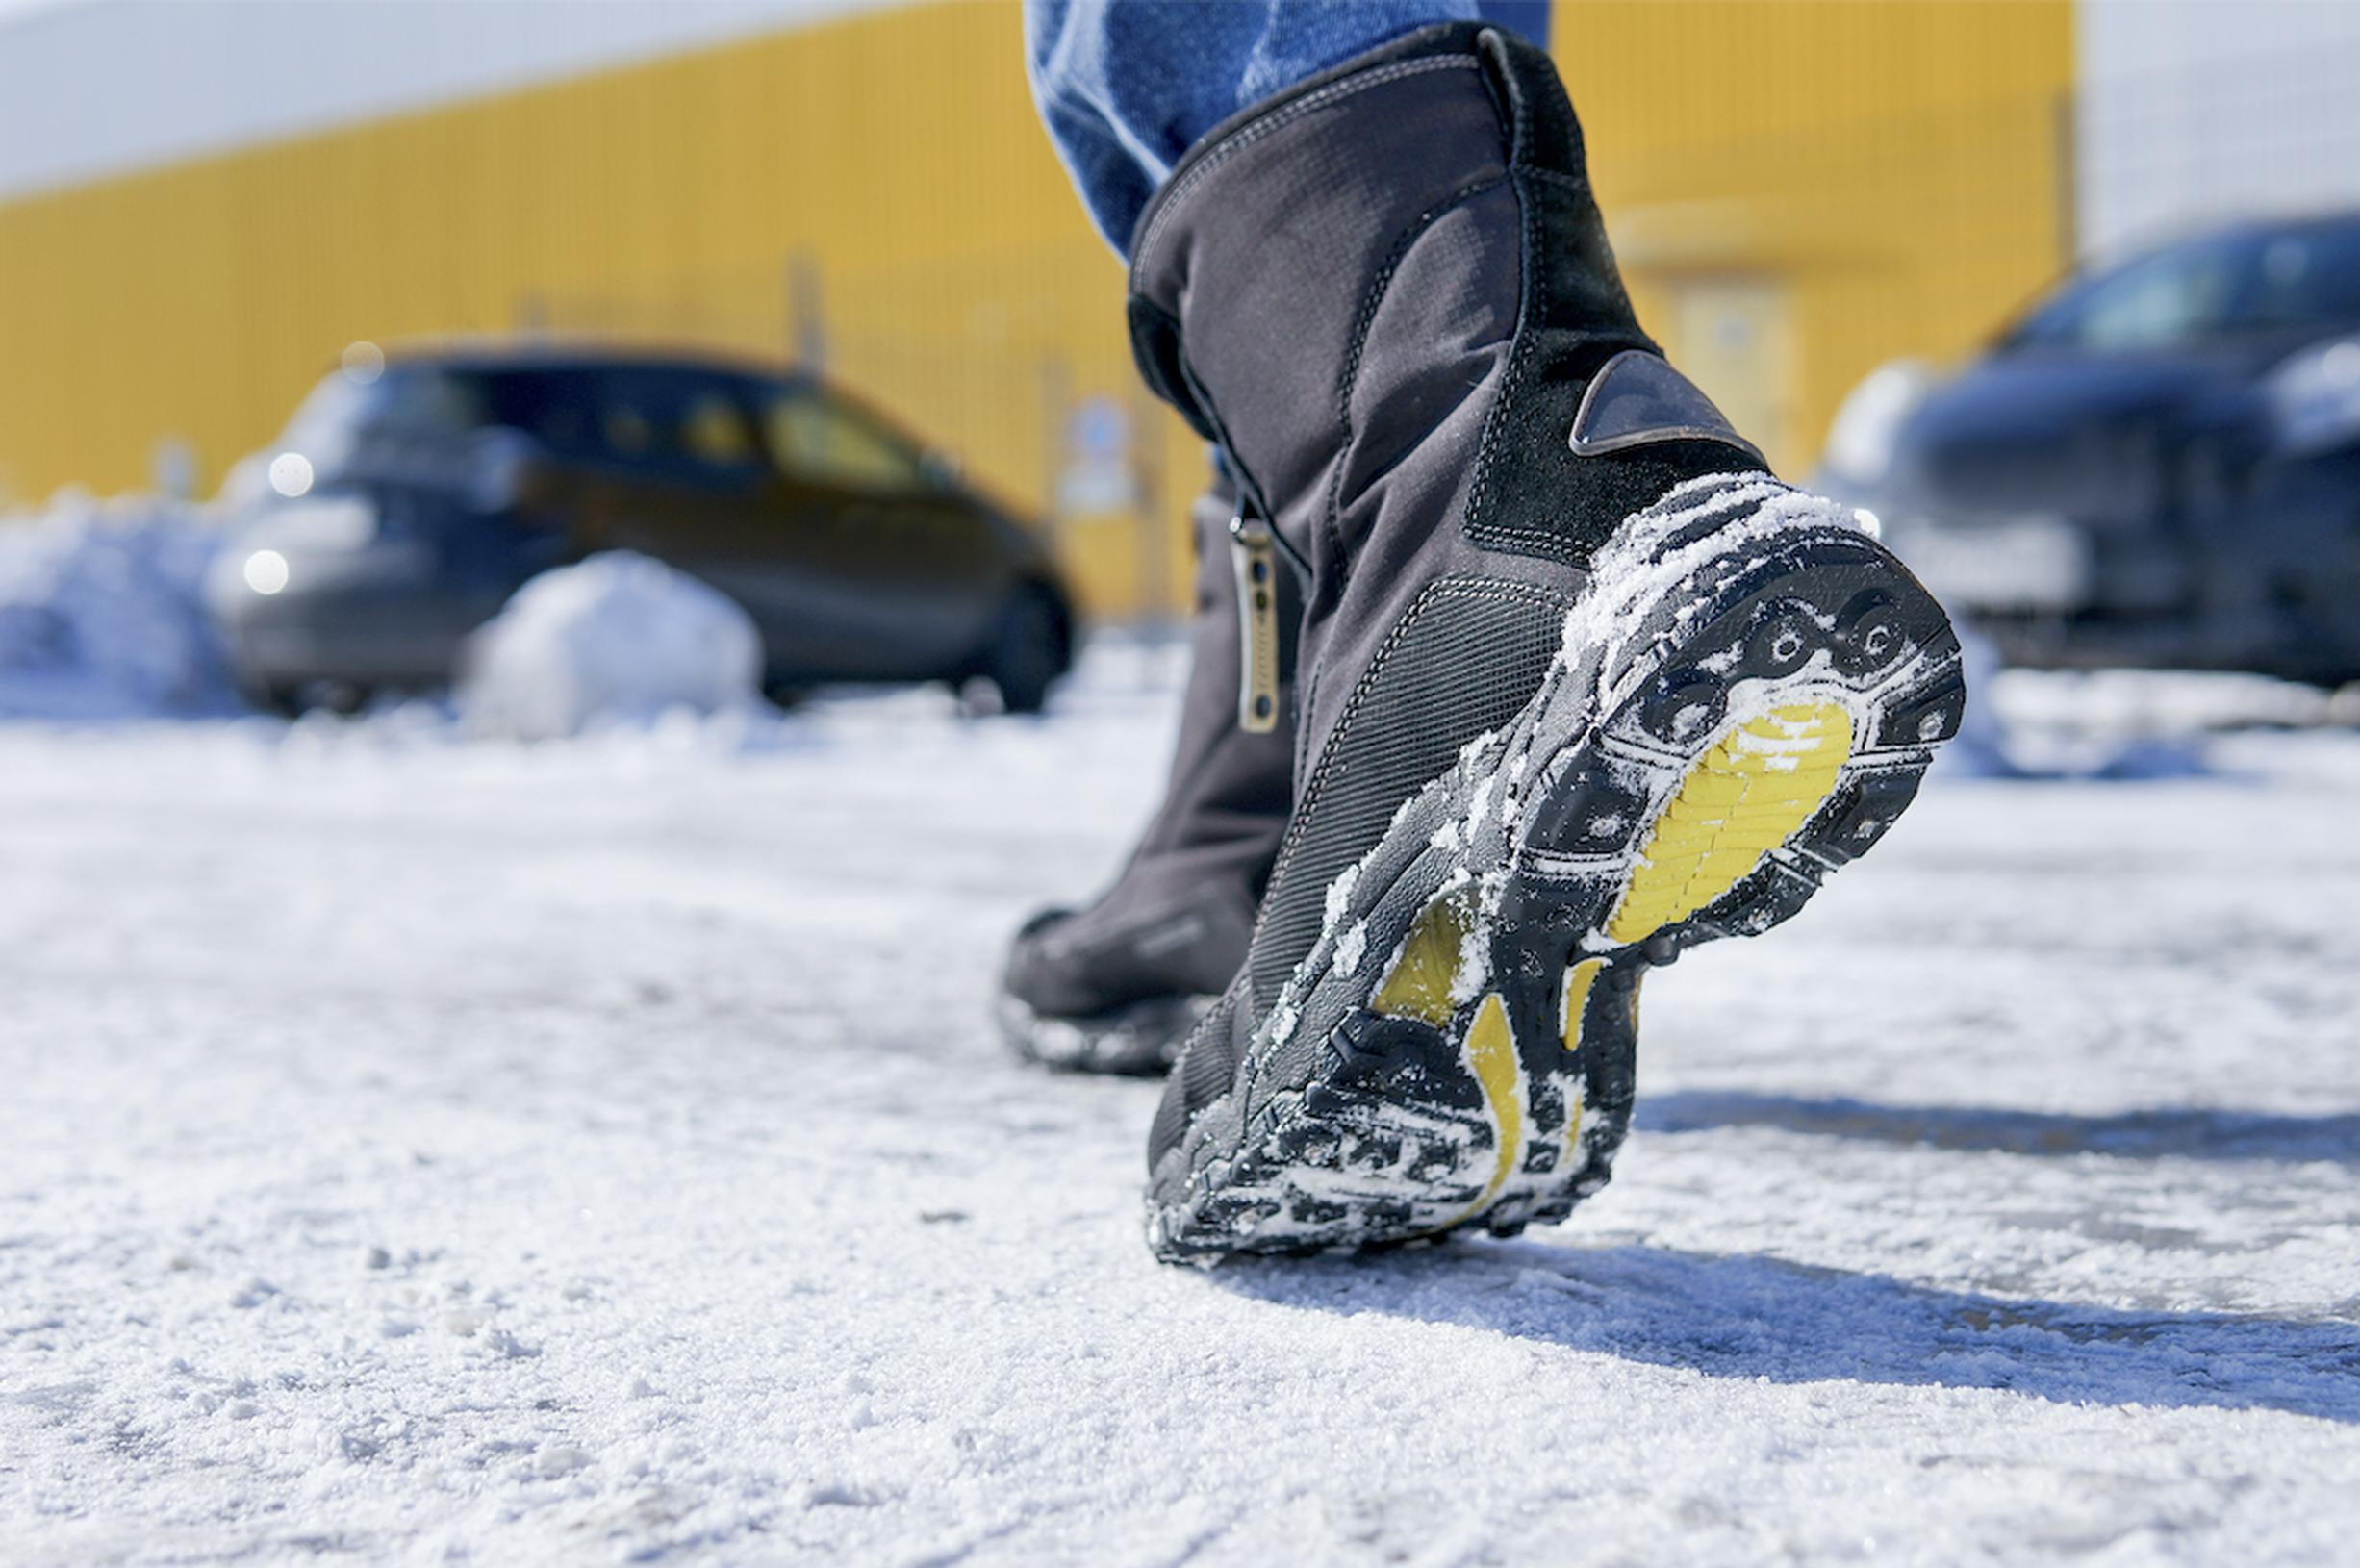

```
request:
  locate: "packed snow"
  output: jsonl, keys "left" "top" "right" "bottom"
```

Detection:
{"left": 0, "top": 494, "right": 236, "bottom": 720}
{"left": 3, "top": 637, "right": 2359, "bottom": 1565}
{"left": 456, "top": 552, "right": 766, "bottom": 741}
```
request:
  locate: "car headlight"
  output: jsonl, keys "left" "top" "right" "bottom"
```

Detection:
{"left": 266, "top": 451, "right": 314, "bottom": 498}
{"left": 242, "top": 549, "right": 291, "bottom": 595}
{"left": 2265, "top": 335, "right": 2360, "bottom": 455}
{"left": 1820, "top": 359, "right": 1934, "bottom": 487}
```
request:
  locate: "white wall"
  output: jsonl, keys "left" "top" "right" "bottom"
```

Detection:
{"left": 0, "top": 0, "right": 897, "bottom": 204}
{"left": 2078, "top": 0, "right": 2360, "bottom": 259}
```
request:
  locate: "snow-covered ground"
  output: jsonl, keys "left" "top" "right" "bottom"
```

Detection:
{"left": 4, "top": 646, "right": 2358, "bottom": 1567}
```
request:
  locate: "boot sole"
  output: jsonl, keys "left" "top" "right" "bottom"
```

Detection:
{"left": 1145, "top": 481, "right": 1965, "bottom": 1261}
{"left": 998, "top": 991, "right": 1211, "bottom": 1076}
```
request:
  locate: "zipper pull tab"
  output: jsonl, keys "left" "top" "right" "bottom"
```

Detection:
{"left": 1228, "top": 511, "right": 1281, "bottom": 734}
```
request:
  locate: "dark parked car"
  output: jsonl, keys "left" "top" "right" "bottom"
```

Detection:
{"left": 1820, "top": 213, "right": 2360, "bottom": 684}
{"left": 208, "top": 343, "right": 1075, "bottom": 711}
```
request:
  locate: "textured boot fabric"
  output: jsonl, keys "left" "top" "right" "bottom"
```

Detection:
{"left": 1125, "top": 25, "right": 1965, "bottom": 1258}
{"left": 999, "top": 475, "right": 1300, "bottom": 1074}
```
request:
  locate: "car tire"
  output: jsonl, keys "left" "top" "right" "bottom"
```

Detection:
{"left": 239, "top": 680, "right": 304, "bottom": 718}
{"left": 311, "top": 681, "right": 371, "bottom": 717}
{"left": 984, "top": 589, "right": 1066, "bottom": 716}
{"left": 247, "top": 681, "right": 366, "bottom": 717}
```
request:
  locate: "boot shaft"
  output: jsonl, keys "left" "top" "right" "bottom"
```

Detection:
{"left": 1127, "top": 23, "right": 1704, "bottom": 576}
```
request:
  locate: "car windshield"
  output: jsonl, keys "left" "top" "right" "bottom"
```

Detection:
{"left": 278, "top": 366, "right": 489, "bottom": 455}
{"left": 275, "top": 364, "right": 621, "bottom": 474}
{"left": 2007, "top": 218, "right": 2360, "bottom": 351}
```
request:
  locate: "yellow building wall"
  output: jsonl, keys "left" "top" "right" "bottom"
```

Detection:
{"left": 0, "top": 0, "right": 2071, "bottom": 615}
{"left": 0, "top": 3, "right": 1187, "bottom": 609}
{"left": 1564, "top": 0, "right": 2076, "bottom": 475}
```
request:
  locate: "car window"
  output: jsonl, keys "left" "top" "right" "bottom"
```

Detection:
{"left": 765, "top": 391, "right": 926, "bottom": 493}
{"left": 278, "top": 367, "right": 485, "bottom": 451}
{"left": 604, "top": 402, "right": 657, "bottom": 458}
{"left": 472, "top": 369, "right": 599, "bottom": 458}
{"left": 2010, "top": 219, "right": 2360, "bottom": 351}
{"left": 2020, "top": 239, "right": 2245, "bottom": 351}
{"left": 2082, "top": 248, "right": 2240, "bottom": 348}
{"left": 2245, "top": 224, "right": 2360, "bottom": 331}
{"left": 594, "top": 369, "right": 767, "bottom": 481}
{"left": 683, "top": 392, "right": 758, "bottom": 467}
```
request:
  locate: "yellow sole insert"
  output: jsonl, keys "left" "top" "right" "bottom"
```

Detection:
{"left": 1370, "top": 895, "right": 1525, "bottom": 1227}
{"left": 1398, "top": 991, "right": 1525, "bottom": 1240}
{"left": 1370, "top": 891, "right": 1474, "bottom": 1026}
{"left": 1459, "top": 993, "right": 1524, "bottom": 1217}
{"left": 1559, "top": 958, "right": 1602, "bottom": 1168}
{"left": 1605, "top": 701, "right": 1854, "bottom": 945}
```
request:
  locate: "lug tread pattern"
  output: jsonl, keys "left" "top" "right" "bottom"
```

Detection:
{"left": 1147, "top": 485, "right": 1963, "bottom": 1262}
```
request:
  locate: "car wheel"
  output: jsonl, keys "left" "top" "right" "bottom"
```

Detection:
{"left": 245, "top": 682, "right": 304, "bottom": 718}
{"left": 310, "top": 680, "right": 371, "bottom": 716}
{"left": 984, "top": 589, "right": 1066, "bottom": 716}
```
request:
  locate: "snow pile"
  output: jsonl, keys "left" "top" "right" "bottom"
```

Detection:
{"left": 455, "top": 551, "right": 764, "bottom": 741}
{"left": 1928, "top": 619, "right": 2360, "bottom": 781}
{"left": 0, "top": 493, "right": 236, "bottom": 720}
{"left": 1991, "top": 662, "right": 2354, "bottom": 738}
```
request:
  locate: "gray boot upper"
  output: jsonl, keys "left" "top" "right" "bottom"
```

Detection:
{"left": 1002, "top": 475, "right": 1298, "bottom": 1029}
{"left": 1123, "top": 23, "right": 1767, "bottom": 1155}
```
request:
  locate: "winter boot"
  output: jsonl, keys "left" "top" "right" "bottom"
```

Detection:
{"left": 1000, "top": 471, "right": 1301, "bottom": 1074}
{"left": 1128, "top": 24, "right": 1966, "bottom": 1259}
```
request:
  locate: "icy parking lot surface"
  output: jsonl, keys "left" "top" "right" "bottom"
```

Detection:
{"left": 4, "top": 653, "right": 2359, "bottom": 1566}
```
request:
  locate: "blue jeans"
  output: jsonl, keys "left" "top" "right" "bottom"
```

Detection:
{"left": 1027, "top": 0, "right": 1550, "bottom": 254}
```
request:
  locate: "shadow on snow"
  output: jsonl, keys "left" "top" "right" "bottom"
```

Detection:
{"left": 1636, "top": 1091, "right": 2360, "bottom": 1165}
{"left": 1213, "top": 1242, "right": 2360, "bottom": 1424}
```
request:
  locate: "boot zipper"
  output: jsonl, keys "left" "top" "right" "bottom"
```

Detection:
{"left": 1228, "top": 508, "right": 1282, "bottom": 733}
{"left": 1186, "top": 392, "right": 1305, "bottom": 733}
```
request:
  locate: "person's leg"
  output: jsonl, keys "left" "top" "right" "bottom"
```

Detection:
{"left": 1026, "top": 0, "right": 1548, "bottom": 253}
